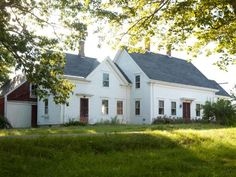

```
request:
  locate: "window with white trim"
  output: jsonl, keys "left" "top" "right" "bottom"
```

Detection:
{"left": 135, "top": 75, "right": 140, "bottom": 88}
{"left": 102, "top": 100, "right": 109, "bottom": 115}
{"left": 103, "top": 73, "right": 109, "bottom": 87}
{"left": 135, "top": 100, "right": 140, "bottom": 115}
{"left": 159, "top": 100, "right": 164, "bottom": 115}
{"left": 30, "top": 84, "right": 37, "bottom": 98}
{"left": 117, "top": 101, "right": 123, "bottom": 115}
{"left": 196, "top": 104, "right": 201, "bottom": 117}
{"left": 171, "top": 101, "right": 176, "bottom": 115}
{"left": 44, "top": 99, "right": 48, "bottom": 115}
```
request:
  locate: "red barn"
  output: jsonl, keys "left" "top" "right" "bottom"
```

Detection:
{"left": 0, "top": 75, "right": 37, "bottom": 128}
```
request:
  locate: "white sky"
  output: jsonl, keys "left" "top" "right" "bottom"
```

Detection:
{"left": 83, "top": 32, "right": 236, "bottom": 94}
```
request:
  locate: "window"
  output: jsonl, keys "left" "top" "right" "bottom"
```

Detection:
{"left": 196, "top": 104, "right": 201, "bottom": 117}
{"left": 135, "top": 75, "right": 140, "bottom": 88}
{"left": 44, "top": 99, "right": 48, "bottom": 115}
{"left": 103, "top": 73, "right": 109, "bottom": 87}
{"left": 159, "top": 100, "right": 164, "bottom": 115}
{"left": 171, "top": 101, "right": 176, "bottom": 115}
{"left": 117, "top": 101, "right": 123, "bottom": 115}
{"left": 102, "top": 100, "right": 109, "bottom": 114}
{"left": 30, "top": 84, "right": 37, "bottom": 98}
{"left": 135, "top": 100, "right": 140, "bottom": 115}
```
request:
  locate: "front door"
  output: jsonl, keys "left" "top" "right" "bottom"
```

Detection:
{"left": 31, "top": 105, "right": 37, "bottom": 127}
{"left": 183, "top": 102, "right": 191, "bottom": 123}
{"left": 80, "top": 98, "right": 88, "bottom": 123}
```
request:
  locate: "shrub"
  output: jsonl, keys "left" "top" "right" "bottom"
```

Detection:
{"left": 152, "top": 116, "right": 206, "bottom": 124}
{"left": 64, "top": 119, "right": 87, "bottom": 127}
{"left": 202, "top": 99, "right": 236, "bottom": 125}
{"left": 152, "top": 116, "right": 184, "bottom": 124}
{"left": 0, "top": 116, "right": 12, "bottom": 129}
{"left": 97, "top": 116, "right": 123, "bottom": 125}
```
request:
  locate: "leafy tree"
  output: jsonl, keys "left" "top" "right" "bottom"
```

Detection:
{"left": 0, "top": 0, "right": 88, "bottom": 103}
{"left": 85, "top": 0, "right": 236, "bottom": 69}
{"left": 203, "top": 99, "right": 236, "bottom": 125}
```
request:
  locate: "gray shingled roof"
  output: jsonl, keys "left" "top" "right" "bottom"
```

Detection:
{"left": 129, "top": 52, "right": 229, "bottom": 96}
{"left": 64, "top": 53, "right": 100, "bottom": 77}
{"left": 209, "top": 80, "right": 230, "bottom": 97}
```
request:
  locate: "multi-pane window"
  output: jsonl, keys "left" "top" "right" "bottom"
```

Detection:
{"left": 171, "top": 101, "right": 176, "bottom": 115}
{"left": 159, "top": 100, "right": 164, "bottom": 115}
{"left": 30, "top": 84, "right": 37, "bottom": 98}
{"left": 135, "top": 75, "right": 140, "bottom": 88}
{"left": 103, "top": 73, "right": 109, "bottom": 87}
{"left": 44, "top": 99, "right": 48, "bottom": 115}
{"left": 196, "top": 104, "right": 201, "bottom": 117}
{"left": 102, "top": 100, "right": 109, "bottom": 115}
{"left": 117, "top": 101, "right": 123, "bottom": 115}
{"left": 135, "top": 100, "right": 140, "bottom": 115}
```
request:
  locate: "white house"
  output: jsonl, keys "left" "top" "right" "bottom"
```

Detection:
{"left": 37, "top": 49, "right": 230, "bottom": 126}
{"left": 0, "top": 49, "right": 230, "bottom": 128}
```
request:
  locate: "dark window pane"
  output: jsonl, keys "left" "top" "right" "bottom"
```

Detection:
{"left": 135, "top": 75, "right": 140, "bottom": 88}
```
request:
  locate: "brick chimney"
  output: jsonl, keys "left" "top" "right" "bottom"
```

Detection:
{"left": 79, "top": 41, "right": 85, "bottom": 57}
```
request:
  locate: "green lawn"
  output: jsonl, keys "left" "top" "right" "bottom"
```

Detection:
{"left": 0, "top": 124, "right": 236, "bottom": 177}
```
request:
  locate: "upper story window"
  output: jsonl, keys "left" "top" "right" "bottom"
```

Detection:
{"left": 135, "top": 100, "right": 140, "bottom": 115}
{"left": 44, "top": 99, "right": 48, "bottom": 115}
{"left": 171, "top": 101, "right": 176, "bottom": 115}
{"left": 103, "top": 73, "right": 109, "bottom": 87}
{"left": 117, "top": 101, "right": 123, "bottom": 115}
{"left": 102, "top": 99, "right": 109, "bottom": 115}
{"left": 159, "top": 100, "right": 164, "bottom": 115}
{"left": 135, "top": 75, "right": 140, "bottom": 88}
{"left": 196, "top": 104, "right": 201, "bottom": 117}
{"left": 30, "top": 84, "right": 37, "bottom": 98}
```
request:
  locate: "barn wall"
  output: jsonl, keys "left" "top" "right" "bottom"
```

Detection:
{"left": 0, "top": 97, "right": 4, "bottom": 116}
{"left": 7, "top": 82, "right": 37, "bottom": 102}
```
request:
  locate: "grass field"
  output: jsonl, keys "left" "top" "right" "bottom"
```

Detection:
{"left": 0, "top": 124, "right": 236, "bottom": 177}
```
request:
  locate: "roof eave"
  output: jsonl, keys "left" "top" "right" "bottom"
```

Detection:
{"left": 149, "top": 79, "right": 219, "bottom": 93}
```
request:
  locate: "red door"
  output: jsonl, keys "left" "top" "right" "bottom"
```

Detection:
{"left": 183, "top": 102, "right": 191, "bottom": 123}
{"left": 80, "top": 98, "right": 88, "bottom": 123}
{"left": 31, "top": 105, "right": 37, "bottom": 127}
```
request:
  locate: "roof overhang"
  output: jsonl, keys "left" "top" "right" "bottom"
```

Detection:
{"left": 149, "top": 79, "right": 219, "bottom": 93}
{"left": 180, "top": 97, "right": 195, "bottom": 102}
{"left": 63, "top": 75, "right": 91, "bottom": 82}
{"left": 75, "top": 93, "right": 93, "bottom": 97}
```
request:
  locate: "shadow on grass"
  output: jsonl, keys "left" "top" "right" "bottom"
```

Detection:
{"left": 0, "top": 131, "right": 236, "bottom": 177}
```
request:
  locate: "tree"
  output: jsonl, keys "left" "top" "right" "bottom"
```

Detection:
{"left": 203, "top": 99, "right": 236, "bottom": 125}
{"left": 85, "top": 0, "right": 236, "bottom": 70}
{"left": 0, "top": 0, "right": 88, "bottom": 103}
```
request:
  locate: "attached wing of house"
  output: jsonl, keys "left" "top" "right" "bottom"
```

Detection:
{"left": 128, "top": 51, "right": 229, "bottom": 97}
{"left": 37, "top": 53, "right": 131, "bottom": 126}
{"left": 0, "top": 75, "right": 37, "bottom": 128}
{"left": 114, "top": 50, "right": 230, "bottom": 124}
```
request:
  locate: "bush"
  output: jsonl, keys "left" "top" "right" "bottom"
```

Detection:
{"left": 97, "top": 116, "right": 124, "bottom": 125}
{"left": 152, "top": 116, "right": 184, "bottom": 124}
{"left": 64, "top": 119, "right": 87, "bottom": 127}
{"left": 0, "top": 116, "right": 12, "bottom": 129}
{"left": 152, "top": 116, "right": 206, "bottom": 124}
{"left": 203, "top": 99, "right": 236, "bottom": 125}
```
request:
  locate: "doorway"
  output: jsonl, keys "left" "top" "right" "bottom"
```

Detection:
{"left": 80, "top": 98, "right": 89, "bottom": 123}
{"left": 183, "top": 102, "right": 191, "bottom": 123}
